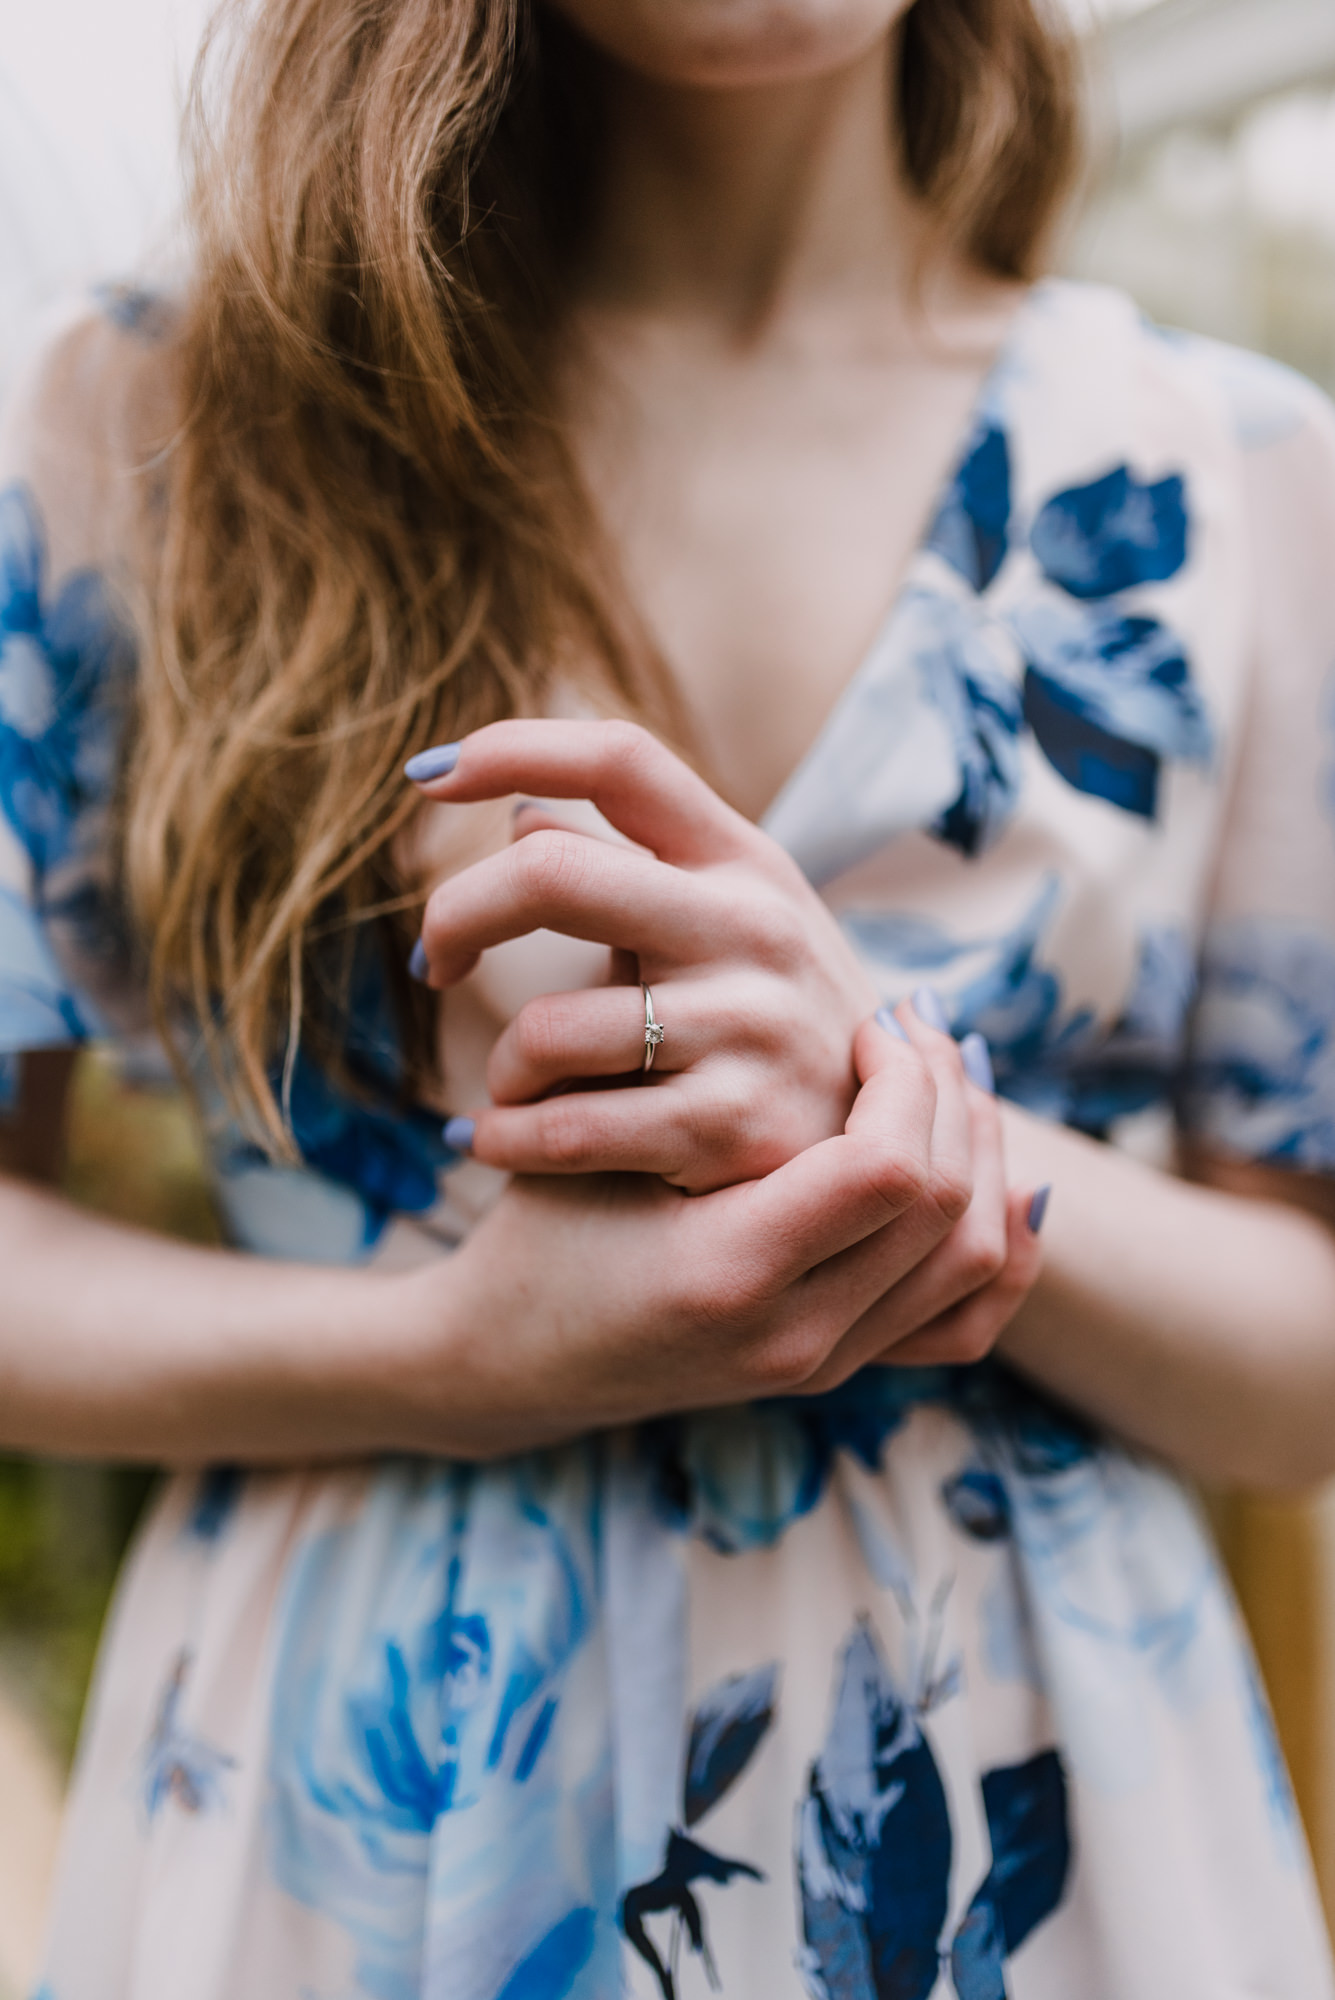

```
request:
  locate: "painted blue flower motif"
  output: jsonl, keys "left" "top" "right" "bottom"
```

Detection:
{"left": 950, "top": 1751, "right": 1071, "bottom": 2000}
{"left": 683, "top": 1664, "right": 778, "bottom": 1827}
{"left": 283, "top": 1047, "right": 459, "bottom": 1222}
{"left": 643, "top": 1356, "right": 1103, "bottom": 1566}
{"left": 0, "top": 484, "right": 130, "bottom": 879}
{"left": 267, "top": 1463, "right": 610, "bottom": 2000}
{"left": 1184, "top": 916, "right": 1335, "bottom": 1169}
{"left": 495, "top": 1909, "right": 598, "bottom": 2000}
{"left": 845, "top": 882, "right": 1196, "bottom": 1136}
{"left": 905, "top": 588, "right": 1026, "bottom": 859}
{"left": 1010, "top": 601, "right": 1213, "bottom": 819}
{"left": 0, "top": 884, "right": 99, "bottom": 1050}
{"left": 140, "top": 1648, "right": 238, "bottom": 1821}
{"left": 1030, "top": 465, "right": 1188, "bottom": 599}
{"left": 941, "top": 1468, "right": 1011, "bottom": 1542}
{"left": 796, "top": 1620, "right": 952, "bottom": 2000}
{"left": 212, "top": 1037, "right": 462, "bottom": 1255}
{"left": 926, "top": 422, "right": 1011, "bottom": 592}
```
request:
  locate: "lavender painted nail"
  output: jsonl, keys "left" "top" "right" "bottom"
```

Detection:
{"left": 404, "top": 742, "right": 461, "bottom": 783}
{"left": 1027, "top": 1184, "right": 1052, "bottom": 1234}
{"left": 875, "top": 1005, "right": 910, "bottom": 1042}
{"left": 443, "top": 1115, "right": 475, "bottom": 1156}
{"left": 912, "top": 985, "right": 950, "bottom": 1034}
{"left": 408, "top": 939, "right": 429, "bottom": 983}
{"left": 960, "top": 1032, "right": 995, "bottom": 1094}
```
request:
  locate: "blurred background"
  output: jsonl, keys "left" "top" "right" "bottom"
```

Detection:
{"left": 5, "top": 0, "right": 1335, "bottom": 1989}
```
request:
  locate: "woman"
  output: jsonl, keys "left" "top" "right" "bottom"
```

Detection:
{"left": 4, "top": 0, "right": 1335, "bottom": 1991}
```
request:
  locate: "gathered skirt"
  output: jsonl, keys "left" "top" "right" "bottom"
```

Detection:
{"left": 34, "top": 1363, "right": 1335, "bottom": 2000}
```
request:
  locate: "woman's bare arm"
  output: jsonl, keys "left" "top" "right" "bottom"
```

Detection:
{"left": 0, "top": 1020, "right": 1035, "bottom": 1464}
{"left": 995, "top": 1105, "right": 1335, "bottom": 1490}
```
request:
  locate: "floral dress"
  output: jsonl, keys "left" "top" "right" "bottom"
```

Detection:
{"left": 4, "top": 278, "right": 1335, "bottom": 2000}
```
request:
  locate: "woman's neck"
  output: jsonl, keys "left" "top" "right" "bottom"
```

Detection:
{"left": 575, "top": 33, "right": 929, "bottom": 340}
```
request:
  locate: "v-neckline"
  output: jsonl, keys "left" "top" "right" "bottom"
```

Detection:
{"left": 757, "top": 279, "right": 1043, "bottom": 837}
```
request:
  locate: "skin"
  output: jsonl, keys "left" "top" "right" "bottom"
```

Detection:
{"left": 1, "top": 0, "right": 1333, "bottom": 1486}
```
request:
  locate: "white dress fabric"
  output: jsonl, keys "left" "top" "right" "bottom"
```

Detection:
{"left": 3, "top": 278, "right": 1335, "bottom": 2000}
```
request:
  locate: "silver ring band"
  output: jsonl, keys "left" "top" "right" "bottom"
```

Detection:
{"left": 642, "top": 982, "right": 665, "bottom": 1073}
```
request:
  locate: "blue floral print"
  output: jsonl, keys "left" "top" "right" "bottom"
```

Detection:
{"left": 1185, "top": 917, "right": 1335, "bottom": 1169}
{"left": 845, "top": 882, "right": 1197, "bottom": 1135}
{"left": 623, "top": 1667, "right": 777, "bottom": 1996}
{"left": 914, "top": 412, "right": 1209, "bottom": 838}
{"left": 797, "top": 1622, "right": 1071, "bottom": 2000}
{"left": 1012, "top": 602, "right": 1213, "bottom": 819}
{"left": 140, "top": 1648, "right": 238, "bottom": 1821}
{"left": 1030, "top": 466, "right": 1188, "bottom": 599}
{"left": 926, "top": 421, "right": 1012, "bottom": 592}
{"left": 951, "top": 1752, "right": 1071, "bottom": 2000}
{"left": 909, "top": 591, "right": 1026, "bottom": 859}
{"left": 0, "top": 483, "right": 130, "bottom": 879}
{"left": 797, "top": 1621, "right": 953, "bottom": 2000}
{"left": 267, "top": 1460, "right": 617, "bottom": 2000}
{"left": 21, "top": 286, "right": 1335, "bottom": 2000}
{"left": 0, "top": 883, "right": 100, "bottom": 1048}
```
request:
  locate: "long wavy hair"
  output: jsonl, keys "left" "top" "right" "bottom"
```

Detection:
{"left": 124, "top": 0, "right": 1080, "bottom": 1150}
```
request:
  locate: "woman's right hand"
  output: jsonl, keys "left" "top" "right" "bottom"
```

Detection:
{"left": 381, "top": 1011, "right": 1046, "bottom": 1459}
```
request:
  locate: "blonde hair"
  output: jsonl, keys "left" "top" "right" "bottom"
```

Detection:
{"left": 124, "top": 0, "right": 1079, "bottom": 1148}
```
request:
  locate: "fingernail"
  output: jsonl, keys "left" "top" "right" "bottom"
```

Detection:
{"left": 405, "top": 742, "right": 461, "bottom": 783}
{"left": 1027, "top": 1184, "right": 1052, "bottom": 1234}
{"left": 875, "top": 1005, "right": 909, "bottom": 1042}
{"left": 912, "top": 985, "right": 950, "bottom": 1034}
{"left": 442, "top": 1115, "right": 475, "bottom": 1155}
{"left": 512, "top": 797, "right": 543, "bottom": 820}
{"left": 960, "top": 1032, "right": 995, "bottom": 1094}
{"left": 408, "top": 939, "right": 429, "bottom": 983}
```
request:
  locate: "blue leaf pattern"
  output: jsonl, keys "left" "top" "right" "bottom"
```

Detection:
{"left": 846, "top": 884, "right": 1197, "bottom": 1136}
{"left": 1013, "top": 603, "right": 1213, "bottom": 819}
{"left": 796, "top": 1621, "right": 951, "bottom": 2000}
{"left": 683, "top": 1664, "right": 779, "bottom": 1826}
{"left": 1184, "top": 917, "right": 1335, "bottom": 1168}
{"left": 1030, "top": 466, "right": 1188, "bottom": 598}
{"left": 951, "top": 1752, "right": 1071, "bottom": 2000}
{"left": 926, "top": 422, "right": 1011, "bottom": 592}
{"left": 0, "top": 484, "right": 130, "bottom": 878}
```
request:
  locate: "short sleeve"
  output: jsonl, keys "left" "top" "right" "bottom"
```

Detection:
{"left": 1181, "top": 352, "right": 1335, "bottom": 1171}
{"left": 0, "top": 305, "right": 156, "bottom": 1087}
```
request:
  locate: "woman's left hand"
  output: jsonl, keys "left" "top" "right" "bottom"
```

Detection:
{"left": 409, "top": 717, "right": 879, "bottom": 1192}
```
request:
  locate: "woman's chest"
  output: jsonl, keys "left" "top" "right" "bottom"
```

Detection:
{"left": 567, "top": 325, "right": 1022, "bottom": 821}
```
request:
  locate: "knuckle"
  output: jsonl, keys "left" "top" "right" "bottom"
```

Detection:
{"left": 598, "top": 717, "right": 661, "bottom": 783}
{"left": 512, "top": 992, "right": 584, "bottom": 1074}
{"left": 927, "top": 1161, "right": 973, "bottom": 1228}
{"left": 691, "top": 1073, "right": 762, "bottom": 1158}
{"left": 509, "top": 829, "right": 590, "bottom": 908}
{"left": 512, "top": 999, "right": 562, "bottom": 1072}
{"left": 740, "top": 1325, "right": 827, "bottom": 1395}
{"left": 956, "top": 1219, "right": 1008, "bottom": 1292}
{"left": 746, "top": 893, "right": 807, "bottom": 971}
{"left": 858, "top": 1140, "right": 929, "bottom": 1218}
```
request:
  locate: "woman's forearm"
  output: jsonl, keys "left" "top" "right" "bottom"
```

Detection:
{"left": 997, "top": 1110, "right": 1335, "bottom": 1489}
{"left": 0, "top": 1173, "right": 412, "bottom": 1462}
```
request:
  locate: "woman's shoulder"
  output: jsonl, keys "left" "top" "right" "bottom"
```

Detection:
{"left": 1, "top": 285, "right": 182, "bottom": 592}
{"left": 1021, "top": 276, "right": 1335, "bottom": 467}
{"left": 0, "top": 292, "right": 181, "bottom": 1038}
